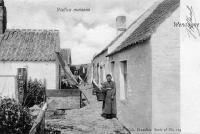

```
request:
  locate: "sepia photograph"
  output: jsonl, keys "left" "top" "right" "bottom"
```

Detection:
{"left": 0, "top": 0, "right": 200, "bottom": 133}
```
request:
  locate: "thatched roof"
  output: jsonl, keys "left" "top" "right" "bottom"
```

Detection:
{"left": 0, "top": 29, "right": 60, "bottom": 61}
{"left": 107, "top": 0, "right": 180, "bottom": 56}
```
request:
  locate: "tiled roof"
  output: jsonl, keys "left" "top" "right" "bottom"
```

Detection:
{"left": 0, "top": 29, "right": 60, "bottom": 61}
{"left": 107, "top": 0, "right": 180, "bottom": 56}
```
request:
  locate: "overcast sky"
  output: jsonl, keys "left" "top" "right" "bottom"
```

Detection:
{"left": 5, "top": 0, "right": 157, "bottom": 65}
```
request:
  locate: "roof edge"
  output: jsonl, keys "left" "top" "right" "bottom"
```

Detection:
{"left": 6, "top": 29, "right": 59, "bottom": 33}
{"left": 106, "top": 36, "right": 151, "bottom": 57}
{"left": 107, "top": 0, "right": 180, "bottom": 57}
{"left": 93, "top": 31, "right": 125, "bottom": 60}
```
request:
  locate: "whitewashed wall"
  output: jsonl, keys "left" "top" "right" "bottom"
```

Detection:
{"left": 151, "top": 7, "right": 180, "bottom": 130}
{"left": 0, "top": 77, "right": 16, "bottom": 98}
{"left": 0, "top": 61, "right": 57, "bottom": 98}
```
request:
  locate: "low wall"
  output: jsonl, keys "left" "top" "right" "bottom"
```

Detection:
{"left": 46, "top": 89, "right": 81, "bottom": 110}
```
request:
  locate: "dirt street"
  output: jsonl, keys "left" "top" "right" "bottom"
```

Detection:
{"left": 45, "top": 84, "right": 130, "bottom": 134}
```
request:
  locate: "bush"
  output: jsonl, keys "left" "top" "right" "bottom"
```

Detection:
{"left": 23, "top": 79, "right": 45, "bottom": 107}
{"left": 0, "top": 97, "right": 32, "bottom": 134}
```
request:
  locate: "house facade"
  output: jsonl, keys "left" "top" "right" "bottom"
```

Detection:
{"left": 92, "top": 0, "right": 180, "bottom": 132}
{"left": 0, "top": 1, "right": 76, "bottom": 99}
{"left": 0, "top": 28, "right": 60, "bottom": 98}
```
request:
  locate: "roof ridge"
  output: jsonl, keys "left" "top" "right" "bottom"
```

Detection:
{"left": 126, "top": 0, "right": 165, "bottom": 30}
{"left": 6, "top": 29, "right": 59, "bottom": 33}
{"left": 93, "top": 0, "right": 165, "bottom": 60}
{"left": 107, "top": 0, "right": 180, "bottom": 56}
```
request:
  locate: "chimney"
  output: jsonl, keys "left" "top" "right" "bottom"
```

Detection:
{"left": 0, "top": 0, "right": 6, "bottom": 34}
{"left": 116, "top": 16, "right": 126, "bottom": 36}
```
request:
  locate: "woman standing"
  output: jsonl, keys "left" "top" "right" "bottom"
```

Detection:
{"left": 101, "top": 74, "right": 117, "bottom": 119}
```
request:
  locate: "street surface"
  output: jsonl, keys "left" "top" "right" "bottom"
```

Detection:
{"left": 46, "top": 84, "right": 130, "bottom": 134}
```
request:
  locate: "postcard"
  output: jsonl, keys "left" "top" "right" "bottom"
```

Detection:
{"left": 0, "top": 0, "right": 199, "bottom": 134}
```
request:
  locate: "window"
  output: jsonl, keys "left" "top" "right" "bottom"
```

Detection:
{"left": 102, "top": 65, "right": 106, "bottom": 82}
{"left": 119, "top": 60, "right": 127, "bottom": 100}
{"left": 100, "top": 66, "right": 103, "bottom": 83}
{"left": 92, "top": 63, "right": 95, "bottom": 79}
{"left": 110, "top": 61, "right": 115, "bottom": 80}
{"left": 97, "top": 63, "right": 99, "bottom": 84}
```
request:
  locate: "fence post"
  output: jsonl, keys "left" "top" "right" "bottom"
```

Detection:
{"left": 29, "top": 103, "right": 47, "bottom": 134}
{"left": 15, "top": 76, "right": 19, "bottom": 103}
{"left": 43, "top": 79, "right": 47, "bottom": 133}
{"left": 43, "top": 79, "right": 47, "bottom": 102}
{"left": 17, "top": 68, "right": 27, "bottom": 104}
{"left": 40, "top": 117, "right": 45, "bottom": 134}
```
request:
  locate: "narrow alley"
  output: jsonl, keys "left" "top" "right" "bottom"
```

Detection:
{"left": 45, "top": 84, "right": 130, "bottom": 134}
{"left": 0, "top": 1, "right": 186, "bottom": 134}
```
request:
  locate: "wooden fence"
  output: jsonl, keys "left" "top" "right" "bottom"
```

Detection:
{"left": 29, "top": 81, "right": 47, "bottom": 134}
{"left": 29, "top": 102, "right": 47, "bottom": 134}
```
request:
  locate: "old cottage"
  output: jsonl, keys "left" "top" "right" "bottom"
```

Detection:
{"left": 92, "top": 0, "right": 180, "bottom": 132}
{"left": 0, "top": 0, "right": 76, "bottom": 99}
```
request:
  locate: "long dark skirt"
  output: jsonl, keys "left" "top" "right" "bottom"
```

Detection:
{"left": 101, "top": 100, "right": 116, "bottom": 119}
{"left": 101, "top": 113, "right": 116, "bottom": 119}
